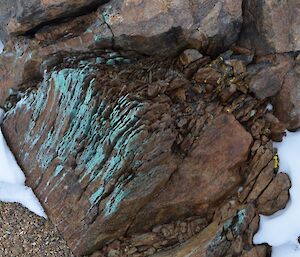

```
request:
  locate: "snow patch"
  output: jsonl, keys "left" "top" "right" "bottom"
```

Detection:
{"left": 0, "top": 40, "right": 3, "bottom": 53}
{"left": 254, "top": 131, "right": 300, "bottom": 256}
{"left": 0, "top": 108, "right": 46, "bottom": 217}
{"left": 266, "top": 103, "right": 273, "bottom": 111}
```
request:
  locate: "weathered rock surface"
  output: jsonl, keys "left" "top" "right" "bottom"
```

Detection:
{"left": 246, "top": 54, "right": 294, "bottom": 100}
{"left": 1, "top": 48, "right": 292, "bottom": 256}
{"left": 0, "top": 0, "right": 243, "bottom": 105}
{"left": 129, "top": 113, "right": 252, "bottom": 233}
{"left": 152, "top": 205, "right": 266, "bottom": 257}
{"left": 240, "top": 0, "right": 300, "bottom": 55}
{"left": 1, "top": 0, "right": 243, "bottom": 55}
{"left": 273, "top": 64, "right": 300, "bottom": 130}
{"left": 2, "top": 54, "right": 253, "bottom": 255}
{"left": 0, "top": 0, "right": 297, "bottom": 256}
{"left": 0, "top": 0, "right": 108, "bottom": 38}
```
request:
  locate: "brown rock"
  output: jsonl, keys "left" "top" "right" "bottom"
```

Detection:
{"left": 129, "top": 114, "right": 252, "bottom": 232}
{"left": 0, "top": 0, "right": 107, "bottom": 37}
{"left": 179, "top": 49, "right": 203, "bottom": 67}
{"left": 273, "top": 64, "right": 300, "bottom": 130}
{"left": 1, "top": 0, "right": 243, "bottom": 57}
{"left": 194, "top": 67, "right": 222, "bottom": 85}
{"left": 257, "top": 173, "right": 291, "bottom": 215}
{"left": 152, "top": 206, "right": 258, "bottom": 257}
{"left": 241, "top": 246, "right": 268, "bottom": 257}
{"left": 247, "top": 54, "right": 294, "bottom": 100}
{"left": 130, "top": 233, "right": 160, "bottom": 247}
{"left": 2, "top": 66, "right": 178, "bottom": 255}
{"left": 0, "top": 0, "right": 243, "bottom": 105}
{"left": 240, "top": 0, "right": 300, "bottom": 55}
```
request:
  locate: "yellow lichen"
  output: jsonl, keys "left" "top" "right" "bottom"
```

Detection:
{"left": 273, "top": 152, "right": 279, "bottom": 172}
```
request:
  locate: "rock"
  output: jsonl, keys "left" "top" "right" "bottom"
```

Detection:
{"left": 241, "top": 246, "right": 268, "bottom": 257}
{"left": 246, "top": 54, "right": 294, "bottom": 100}
{"left": 128, "top": 114, "right": 252, "bottom": 233}
{"left": 257, "top": 173, "right": 291, "bottom": 215}
{"left": 2, "top": 55, "right": 253, "bottom": 255}
{"left": 179, "top": 49, "right": 203, "bottom": 67}
{"left": 101, "top": 0, "right": 243, "bottom": 56}
{"left": 0, "top": 0, "right": 243, "bottom": 105}
{"left": 194, "top": 67, "right": 222, "bottom": 85}
{"left": 130, "top": 233, "right": 160, "bottom": 247}
{"left": 240, "top": 0, "right": 300, "bottom": 55}
{"left": 152, "top": 205, "right": 261, "bottom": 257}
{"left": 273, "top": 64, "right": 300, "bottom": 130}
{"left": 1, "top": 0, "right": 243, "bottom": 55}
{"left": 0, "top": 0, "right": 107, "bottom": 38}
{"left": 3, "top": 65, "right": 178, "bottom": 255}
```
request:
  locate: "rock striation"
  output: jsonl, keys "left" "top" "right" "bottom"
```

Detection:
{"left": 0, "top": 0, "right": 298, "bottom": 256}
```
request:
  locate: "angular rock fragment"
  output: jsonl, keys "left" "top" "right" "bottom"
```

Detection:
{"left": 246, "top": 54, "right": 293, "bottom": 100}
{"left": 273, "top": 64, "right": 300, "bottom": 130}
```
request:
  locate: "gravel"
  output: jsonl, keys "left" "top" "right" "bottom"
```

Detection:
{"left": 0, "top": 202, "right": 73, "bottom": 257}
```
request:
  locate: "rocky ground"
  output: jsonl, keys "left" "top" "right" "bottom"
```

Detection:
{"left": 0, "top": 203, "right": 73, "bottom": 257}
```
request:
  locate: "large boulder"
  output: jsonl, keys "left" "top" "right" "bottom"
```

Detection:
{"left": 2, "top": 59, "right": 252, "bottom": 255}
{"left": 99, "top": 0, "right": 243, "bottom": 55}
{"left": 0, "top": 0, "right": 243, "bottom": 106}
{"left": 0, "top": 0, "right": 243, "bottom": 54}
{"left": 240, "top": 0, "right": 300, "bottom": 55}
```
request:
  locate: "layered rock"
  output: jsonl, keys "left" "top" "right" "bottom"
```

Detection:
{"left": 2, "top": 54, "right": 254, "bottom": 255}
{"left": 0, "top": 0, "right": 243, "bottom": 105}
{"left": 0, "top": 0, "right": 297, "bottom": 256}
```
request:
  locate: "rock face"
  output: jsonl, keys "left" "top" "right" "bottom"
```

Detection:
{"left": 0, "top": 0, "right": 243, "bottom": 105}
{"left": 240, "top": 0, "right": 300, "bottom": 55}
{"left": 129, "top": 114, "right": 252, "bottom": 233}
{"left": 152, "top": 205, "right": 265, "bottom": 257}
{"left": 0, "top": 0, "right": 243, "bottom": 55}
{"left": 2, "top": 58, "right": 252, "bottom": 255}
{"left": 273, "top": 64, "right": 300, "bottom": 130}
{"left": 0, "top": 0, "right": 297, "bottom": 256}
{"left": 246, "top": 54, "right": 294, "bottom": 100}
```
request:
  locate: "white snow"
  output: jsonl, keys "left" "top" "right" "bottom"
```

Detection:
{"left": 266, "top": 103, "right": 273, "bottom": 111}
{"left": 254, "top": 130, "right": 300, "bottom": 256}
{"left": 0, "top": 108, "right": 46, "bottom": 217}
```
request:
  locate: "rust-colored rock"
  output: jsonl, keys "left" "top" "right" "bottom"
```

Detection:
{"left": 2, "top": 59, "right": 253, "bottom": 255}
{"left": 129, "top": 114, "right": 252, "bottom": 233}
